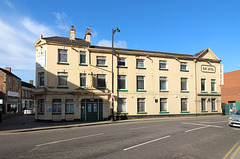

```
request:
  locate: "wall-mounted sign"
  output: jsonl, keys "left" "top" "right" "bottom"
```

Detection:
{"left": 7, "top": 91, "right": 20, "bottom": 97}
{"left": 36, "top": 50, "right": 46, "bottom": 68}
{"left": 219, "top": 64, "right": 224, "bottom": 85}
{"left": 201, "top": 65, "right": 216, "bottom": 73}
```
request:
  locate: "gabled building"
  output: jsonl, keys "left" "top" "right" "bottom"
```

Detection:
{"left": 21, "top": 80, "right": 35, "bottom": 110}
{"left": 34, "top": 26, "right": 222, "bottom": 121}
{"left": 0, "top": 67, "right": 21, "bottom": 114}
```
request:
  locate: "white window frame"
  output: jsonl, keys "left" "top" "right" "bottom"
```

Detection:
{"left": 201, "top": 98, "right": 207, "bottom": 111}
{"left": 58, "top": 49, "right": 68, "bottom": 63}
{"left": 201, "top": 79, "right": 206, "bottom": 92}
{"left": 38, "top": 72, "right": 44, "bottom": 87}
{"left": 118, "top": 57, "right": 126, "bottom": 67}
{"left": 211, "top": 98, "right": 217, "bottom": 111}
{"left": 118, "top": 75, "right": 126, "bottom": 90}
{"left": 97, "top": 74, "right": 106, "bottom": 89}
{"left": 180, "top": 62, "right": 188, "bottom": 71}
{"left": 65, "top": 99, "right": 74, "bottom": 114}
{"left": 181, "top": 78, "right": 188, "bottom": 91}
{"left": 80, "top": 73, "right": 87, "bottom": 87}
{"left": 97, "top": 56, "right": 106, "bottom": 66}
{"left": 80, "top": 51, "right": 87, "bottom": 65}
{"left": 181, "top": 98, "right": 188, "bottom": 112}
{"left": 159, "top": 60, "right": 167, "bottom": 70}
{"left": 160, "top": 98, "right": 168, "bottom": 112}
{"left": 58, "top": 72, "right": 68, "bottom": 87}
{"left": 137, "top": 76, "right": 145, "bottom": 90}
{"left": 39, "top": 99, "right": 44, "bottom": 113}
{"left": 160, "top": 77, "right": 168, "bottom": 91}
{"left": 136, "top": 59, "right": 145, "bottom": 68}
{"left": 53, "top": 99, "right": 61, "bottom": 113}
{"left": 118, "top": 98, "right": 127, "bottom": 113}
{"left": 211, "top": 79, "right": 216, "bottom": 92}
{"left": 137, "top": 98, "right": 146, "bottom": 113}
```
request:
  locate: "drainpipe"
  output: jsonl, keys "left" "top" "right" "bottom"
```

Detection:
{"left": 194, "top": 59, "right": 198, "bottom": 116}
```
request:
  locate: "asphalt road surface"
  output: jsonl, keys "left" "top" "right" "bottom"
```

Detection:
{"left": 0, "top": 115, "right": 240, "bottom": 159}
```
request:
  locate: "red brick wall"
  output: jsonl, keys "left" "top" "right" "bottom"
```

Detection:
{"left": 0, "top": 71, "right": 6, "bottom": 94}
{"left": 221, "top": 70, "right": 240, "bottom": 103}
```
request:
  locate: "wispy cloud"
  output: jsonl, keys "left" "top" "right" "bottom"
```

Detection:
{"left": 4, "top": 0, "right": 14, "bottom": 8}
{"left": 97, "top": 39, "right": 127, "bottom": 48}
{"left": 53, "top": 12, "right": 71, "bottom": 31}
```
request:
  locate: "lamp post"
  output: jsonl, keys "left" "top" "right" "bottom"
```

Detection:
{"left": 111, "top": 27, "right": 120, "bottom": 121}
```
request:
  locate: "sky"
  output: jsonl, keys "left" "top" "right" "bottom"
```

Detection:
{"left": 0, "top": 0, "right": 239, "bottom": 84}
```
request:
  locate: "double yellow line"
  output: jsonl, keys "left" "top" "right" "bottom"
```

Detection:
{"left": 223, "top": 140, "right": 240, "bottom": 159}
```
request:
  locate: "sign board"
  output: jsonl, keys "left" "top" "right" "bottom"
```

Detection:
{"left": 36, "top": 50, "right": 46, "bottom": 68}
{"left": 47, "top": 105, "right": 52, "bottom": 112}
{"left": 219, "top": 64, "right": 224, "bottom": 85}
{"left": 7, "top": 91, "right": 20, "bottom": 97}
{"left": 201, "top": 65, "right": 216, "bottom": 73}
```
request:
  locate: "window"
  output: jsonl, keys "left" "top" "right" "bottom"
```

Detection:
{"left": 118, "top": 98, "right": 127, "bottom": 113}
{"left": 118, "top": 58, "right": 126, "bottom": 67}
{"left": 212, "top": 99, "right": 216, "bottom": 111}
{"left": 136, "top": 59, "right": 145, "bottom": 68}
{"left": 201, "top": 79, "right": 206, "bottom": 92}
{"left": 80, "top": 51, "right": 87, "bottom": 65}
{"left": 97, "top": 74, "right": 106, "bottom": 89}
{"left": 80, "top": 73, "right": 86, "bottom": 87}
{"left": 137, "top": 98, "right": 146, "bottom": 113}
{"left": 38, "top": 72, "right": 44, "bottom": 87}
{"left": 201, "top": 99, "right": 207, "bottom": 111}
{"left": 181, "top": 78, "right": 188, "bottom": 91}
{"left": 181, "top": 98, "right": 188, "bottom": 112}
{"left": 58, "top": 49, "right": 68, "bottom": 63}
{"left": 65, "top": 99, "right": 74, "bottom": 113}
{"left": 53, "top": 99, "right": 61, "bottom": 113}
{"left": 118, "top": 75, "right": 126, "bottom": 90}
{"left": 39, "top": 99, "right": 44, "bottom": 113}
{"left": 159, "top": 61, "right": 167, "bottom": 70}
{"left": 97, "top": 56, "right": 106, "bottom": 66}
{"left": 160, "top": 98, "right": 168, "bottom": 112}
{"left": 160, "top": 77, "right": 167, "bottom": 91}
{"left": 58, "top": 72, "right": 68, "bottom": 87}
{"left": 180, "top": 62, "right": 188, "bottom": 71}
{"left": 137, "top": 76, "right": 145, "bottom": 90}
{"left": 211, "top": 79, "right": 216, "bottom": 92}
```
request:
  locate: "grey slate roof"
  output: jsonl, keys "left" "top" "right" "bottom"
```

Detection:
{"left": 42, "top": 36, "right": 90, "bottom": 46}
{"left": 0, "top": 68, "right": 21, "bottom": 80}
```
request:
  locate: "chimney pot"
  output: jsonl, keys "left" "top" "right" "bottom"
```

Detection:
{"left": 5, "top": 67, "right": 11, "bottom": 72}
{"left": 30, "top": 80, "right": 33, "bottom": 85}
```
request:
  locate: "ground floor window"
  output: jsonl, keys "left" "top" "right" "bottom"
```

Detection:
{"left": 39, "top": 99, "right": 44, "bottom": 113}
{"left": 53, "top": 99, "right": 61, "bottom": 113}
{"left": 160, "top": 98, "right": 168, "bottom": 112}
{"left": 137, "top": 98, "right": 146, "bottom": 113}
{"left": 211, "top": 99, "right": 216, "bottom": 111}
{"left": 181, "top": 98, "right": 188, "bottom": 112}
{"left": 202, "top": 99, "right": 207, "bottom": 111}
{"left": 118, "top": 98, "right": 127, "bottom": 113}
{"left": 65, "top": 99, "right": 74, "bottom": 113}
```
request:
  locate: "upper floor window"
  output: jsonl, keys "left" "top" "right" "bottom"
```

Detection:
{"left": 181, "top": 78, "right": 188, "bottom": 91}
{"left": 38, "top": 72, "right": 44, "bottom": 87}
{"left": 118, "top": 75, "right": 126, "bottom": 90}
{"left": 159, "top": 61, "right": 167, "bottom": 70}
{"left": 180, "top": 62, "right": 188, "bottom": 71}
{"left": 137, "top": 76, "right": 145, "bottom": 90}
{"left": 160, "top": 77, "right": 168, "bottom": 91}
{"left": 201, "top": 79, "right": 206, "bottom": 92}
{"left": 80, "top": 51, "right": 87, "bottom": 65}
{"left": 80, "top": 73, "right": 86, "bottom": 87}
{"left": 211, "top": 79, "right": 216, "bottom": 92}
{"left": 97, "top": 56, "right": 106, "bottom": 66}
{"left": 97, "top": 74, "right": 106, "bottom": 89}
{"left": 136, "top": 59, "right": 145, "bottom": 68}
{"left": 58, "top": 49, "right": 68, "bottom": 63}
{"left": 58, "top": 72, "right": 68, "bottom": 87}
{"left": 118, "top": 58, "right": 126, "bottom": 67}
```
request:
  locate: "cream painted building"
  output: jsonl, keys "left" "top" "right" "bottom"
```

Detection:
{"left": 34, "top": 26, "right": 222, "bottom": 121}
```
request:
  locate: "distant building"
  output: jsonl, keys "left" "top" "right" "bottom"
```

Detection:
{"left": 221, "top": 70, "right": 240, "bottom": 110}
{"left": 34, "top": 26, "right": 222, "bottom": 121}
{"left": 0, "top": 67, "right": 21, "bottom": 114}
{"left": 21, "top": 80, "right": 35, "bottom": 110}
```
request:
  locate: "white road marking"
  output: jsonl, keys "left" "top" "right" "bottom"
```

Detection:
{"left": 185, "top": 126, "right": 209, "bottom": 133}
{"left": 199, "top": 121, "right": 227, "bottom": 124}
{"left": 36, "top": 133, "right": 104, "bottom": 147}
{"left": 129, "top": 125, "right": 160, "bottom": 130}
{"left": 182, "top": 122, "right": 223, "bottom": 128}
{"left": 123, "top": 135, "right": 170, "bottom": 151}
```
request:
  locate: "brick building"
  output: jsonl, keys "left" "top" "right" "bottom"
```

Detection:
{"left": 0, "top": 67, "right": 21, "bottom": 114}
{"left": 221, "top": 70, "right": 240, "bottom": 111}
{"left": 21, "top": 80, "right": 35, "bottom": 110}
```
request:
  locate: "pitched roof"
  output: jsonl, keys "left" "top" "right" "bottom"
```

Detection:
{"left": 0, "top": 68, "right": 21, "bottom": 80}
{"left": 42, "top": 36, "right": 90, "bottom": 46}
{"left": 21, "top": 81, "right": 35, "bottom": 88}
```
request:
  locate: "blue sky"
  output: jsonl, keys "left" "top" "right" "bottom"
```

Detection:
{"left": 0, "top": 0, "right": 239, "bottom": 84}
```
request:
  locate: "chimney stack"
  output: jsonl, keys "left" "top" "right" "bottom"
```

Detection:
{"left": 84, "top": 26, "right": 91, "bottom": 43}
{"left": 30, "top": 80, "right": 33, "bottom": 85}
{"left": 70, "top": 25, "right": 75, "bottom": 40}
{"left": 5, "top": 67, "right": 11, "bottom": 72}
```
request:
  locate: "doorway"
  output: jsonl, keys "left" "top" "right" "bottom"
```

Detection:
{"left": 81, "top": 99, "right": 103, "bottom": 121}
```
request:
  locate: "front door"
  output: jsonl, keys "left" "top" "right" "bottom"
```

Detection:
{"left": 81, "top": 99, "right": 103, "bottom": 121}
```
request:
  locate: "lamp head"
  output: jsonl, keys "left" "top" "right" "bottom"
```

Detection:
{"left": 115, "top": 27, "right": 120, "bottom": 33}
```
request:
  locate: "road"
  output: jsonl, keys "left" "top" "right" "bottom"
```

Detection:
{"left": 0, "top": 115, "right": 239, "bottom": 159}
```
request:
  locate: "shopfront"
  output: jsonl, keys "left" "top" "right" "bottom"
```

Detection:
{"left": 81, "top": 99, "right": 103, "bottom": 121}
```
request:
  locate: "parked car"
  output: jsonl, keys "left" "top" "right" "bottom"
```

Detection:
{"left": 228, "top": 109, "right": 240, "bottom": 127}
{"left": 24, "top": 107, "right": 35, "bottom": 115}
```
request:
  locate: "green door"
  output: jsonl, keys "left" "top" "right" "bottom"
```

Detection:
{"left": 81, "top": 99, "right": 103, "bottom": 121}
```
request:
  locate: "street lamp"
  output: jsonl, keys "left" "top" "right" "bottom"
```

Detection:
{"left": 111, "top": 27, "right": 120, "bottom": 121}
